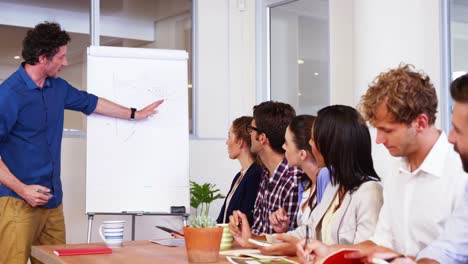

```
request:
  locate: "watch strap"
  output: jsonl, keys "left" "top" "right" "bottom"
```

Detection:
{"left": 130, "top": 107, "right": 137, "bottom": 120}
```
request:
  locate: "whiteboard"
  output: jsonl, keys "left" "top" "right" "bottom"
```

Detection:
{"left": 86, "top": 46, "right": 189, "bottom": 213}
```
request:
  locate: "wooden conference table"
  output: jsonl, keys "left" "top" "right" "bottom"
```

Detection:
{"left": 32, "top": 240, "right": 299, "bottom": 264}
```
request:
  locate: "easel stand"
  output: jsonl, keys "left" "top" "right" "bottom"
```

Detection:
{"left": 86, "top": 212, "right": 190, "bottom": 243}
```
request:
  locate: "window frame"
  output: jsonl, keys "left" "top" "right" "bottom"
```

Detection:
{"left": 440, "top": 0, "right": 452, "bottom": 132}
{"left": 256, "top": 0, "right": 331, "bottom": 113}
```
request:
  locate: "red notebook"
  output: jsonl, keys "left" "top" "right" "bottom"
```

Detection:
{"left": 320, "top": 249, "right": 362, "bottom": 264}
{"left": 53, "top": 246, "right": 112, "bottom": 256}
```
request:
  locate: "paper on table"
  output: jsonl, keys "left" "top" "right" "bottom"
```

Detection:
{"left": 149, "top": 238, "right": 185, "bottom": 247}
{"left": 220, "top": 249, "right": 285, "bottom": 259}
{"left": 220, "top": 249, "right": 262, "bottom": 256}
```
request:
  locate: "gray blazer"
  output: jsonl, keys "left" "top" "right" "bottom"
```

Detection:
{"left": 287, "top": 181, "right": 383, "bottom": 245}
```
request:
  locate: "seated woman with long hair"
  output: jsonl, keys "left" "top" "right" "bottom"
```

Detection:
{"left": 269, "top": 115, "right": 330, "bottom": 233}
{"left": 229, "top": 105, "right": 383, "bottom": 256}
{"left": 217, "top": 116, "right": 263, "bottom": 224}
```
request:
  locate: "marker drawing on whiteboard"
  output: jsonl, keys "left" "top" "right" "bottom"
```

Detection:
{"left": 123, "top": 130, "right": 136, "bottom": 142}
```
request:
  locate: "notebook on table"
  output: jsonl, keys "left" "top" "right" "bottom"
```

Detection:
{"left": 53, "top": 246, "right": 112, "bottom": 256}
{"left": 319, "top": 249, "right": 362, "bottom": 264}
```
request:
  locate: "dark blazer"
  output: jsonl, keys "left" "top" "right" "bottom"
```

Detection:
{"left": 217, "top": 162, "right": 263, "bottom": 224}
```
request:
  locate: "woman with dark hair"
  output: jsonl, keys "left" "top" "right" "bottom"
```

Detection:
{"left": 269, "top": 115, "right": 331, "bottom": 233}
{"left": 286, "top": 105, "right": 382, "bottom": 245}
{"left": 217, "top": 116, "right": 263, "bottom": 224}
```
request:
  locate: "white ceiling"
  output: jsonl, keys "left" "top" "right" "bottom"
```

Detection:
{"left": 0, "top": 0, "right": 190, "bottom": 67}
{"left": 0, "top": 24, "right": 145, "bottom": 66}
{"left": 0, "top": 0, "right": 139, "bottom": 15}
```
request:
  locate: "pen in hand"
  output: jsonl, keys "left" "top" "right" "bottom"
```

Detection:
{"left": 384, "top": 255, "right": 405, "bottom": 262}
{"left": 234, "top": 211, "right": 242, "bottom": 229}
{"left": 36, "top": 189, "right": 55, "bottom": 198}
{"left": 372, "top": 255, "right": 406, "bottom": 264}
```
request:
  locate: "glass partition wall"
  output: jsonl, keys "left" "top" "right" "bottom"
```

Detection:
{"left": 266, "top": 0, "right": 330, "bottom": 115}
{"left": 440, "top": 0, "right": 468, "bottom": 131}
{"left": 451, "top": 1, "right": 468, "bottom": 79}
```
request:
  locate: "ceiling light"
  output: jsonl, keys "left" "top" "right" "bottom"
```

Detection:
{"left": 14, "top": 56, "right": 20, "bottom": 59}
{"left": 314, "top": 72, "right": 319, "bottom": 76}
{"left": 297, "top": 59, "right": 304, "bottom": 65}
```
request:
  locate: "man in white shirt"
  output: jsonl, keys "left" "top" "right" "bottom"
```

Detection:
{"left": 295, "top": 65, "right": 468, "bottom": 263}
{"left": 379, "top": 74, "right": 468, "bottom": 264}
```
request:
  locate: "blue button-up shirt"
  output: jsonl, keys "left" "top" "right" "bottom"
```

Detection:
{"left": 417, "top": 182, "right": 468, "bottom": 264}
{"left": 0, "top": 64, "right": 98, "bottom": 208}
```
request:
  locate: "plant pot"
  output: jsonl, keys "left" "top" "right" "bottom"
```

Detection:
{"left": 183, "top": 226, "right": 223, "bottom": 263}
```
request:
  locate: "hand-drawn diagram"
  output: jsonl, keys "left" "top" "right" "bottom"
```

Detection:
{"left": 111, "top": 72, "right": 182, "bottom": 142}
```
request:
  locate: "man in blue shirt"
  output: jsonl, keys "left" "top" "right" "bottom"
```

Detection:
{"left": 0, "top": 22, "right": 163, "bottom": 264}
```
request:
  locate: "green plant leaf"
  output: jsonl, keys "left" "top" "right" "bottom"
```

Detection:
{"left": 188, "top": 180, "right": 226, "bottom": 226}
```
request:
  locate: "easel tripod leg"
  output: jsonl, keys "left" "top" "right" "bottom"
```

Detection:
{"left": 87, "top": 213, "right": 95, "bottom": 243}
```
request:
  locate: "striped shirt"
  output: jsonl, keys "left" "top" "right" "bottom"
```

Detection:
{"left": 251, "top": 158, "right": 302, "bottom": 234}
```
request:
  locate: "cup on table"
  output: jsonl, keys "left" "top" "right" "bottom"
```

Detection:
{"left": 98, "top": 220, "right": 125, "bottom": 248}
{"left": 217, "top": 223, "right": 233, "bottom": 250}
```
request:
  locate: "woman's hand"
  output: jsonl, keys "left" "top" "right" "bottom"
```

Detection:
{"left": 296, "top": 239, "right": 331, "bottom": 264}
{"left": 228, "top": 210, "right": 253, "bottom": 247}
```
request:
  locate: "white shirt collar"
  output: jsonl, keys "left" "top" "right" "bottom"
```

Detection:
{"left": 399, "top": 131, "right": 450, "bottom": 178}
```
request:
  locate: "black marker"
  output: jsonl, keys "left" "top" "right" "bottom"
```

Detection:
{"left": 37, "top": 189, "right": 55, "bottom": 198}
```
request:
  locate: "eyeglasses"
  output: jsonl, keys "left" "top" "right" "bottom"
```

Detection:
{"left": 246, "top": 124, "right": 262, "bottom": 134}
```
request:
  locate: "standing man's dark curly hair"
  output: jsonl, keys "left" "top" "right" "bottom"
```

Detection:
{"left": 22, "top": 21, "right": 71, "bottom": 65}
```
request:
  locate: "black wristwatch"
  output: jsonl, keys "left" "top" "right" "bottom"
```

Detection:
{"left": 130, "top": 107, "right": 137, "bottom": 120}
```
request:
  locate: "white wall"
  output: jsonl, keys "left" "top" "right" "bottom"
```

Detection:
{"left": 329, "top": 0, "right": 442, "bottom": 180}
{"left": 329, "top": 0, "right": 354, "bottom": 106}
{"left": 0, "top": 64, "right": 17, "bottom": 82}
{"left": 195, "top": 1, "right": 230, "bottom": 137}
{"left": 189, "top": 140, "right": 239, "bottom": 214}
{"left": 61, "top": 138, "right": 89, "bottom": 243}
{"left": 60, "top": 62, "right": 87, "bottom": 131}
{"left": 352, "top": 0, "right": 441, "bottom": 107}
{"left": 190, "top": 0, "right": 257, "bottom": 213}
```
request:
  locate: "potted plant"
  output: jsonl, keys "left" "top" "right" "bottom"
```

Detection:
{"left": 184, "top": 181, "right": 225, "bottom": 263}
